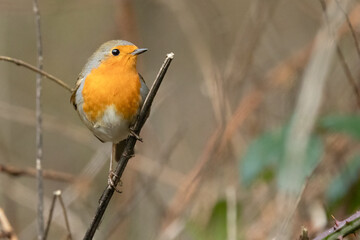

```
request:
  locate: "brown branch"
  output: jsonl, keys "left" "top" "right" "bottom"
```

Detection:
{"left": 0, "top": 164, "right": 76, "bottom": 183}
{"left": 83, "top": 52, "right": 174, "bottom": 240}
{"left": 0, "top": 56, "right": 72, "bottom": 92}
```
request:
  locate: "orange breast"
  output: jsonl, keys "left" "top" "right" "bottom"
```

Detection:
{"left": 81, "top": 56, "right": 141, "bottom": 122}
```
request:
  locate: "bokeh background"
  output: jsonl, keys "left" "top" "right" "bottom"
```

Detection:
{"left": 1, "top": 0, "right": 360, "bottom": 239}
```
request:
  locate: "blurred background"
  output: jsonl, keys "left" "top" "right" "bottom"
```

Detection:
{"left": 1, "top": 0, "right": 360, "bottom": 239}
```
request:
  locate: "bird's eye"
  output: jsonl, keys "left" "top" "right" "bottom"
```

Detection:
{"left": 112, "top": 49, "right": 120, "bottom": 56}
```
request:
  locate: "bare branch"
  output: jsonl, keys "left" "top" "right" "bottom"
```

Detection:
{"left": 0, "top": 56, "right": 72, "bottom": 92}
{"left": 0, "top": 163, "right": 76, "bottom": 182}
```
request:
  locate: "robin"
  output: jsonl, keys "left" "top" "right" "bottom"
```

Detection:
{"left": 70, "top": 40, "right": 148, "bottom": 189}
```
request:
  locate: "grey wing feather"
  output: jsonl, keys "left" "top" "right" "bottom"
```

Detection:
{"left": 70, "top": 77, "right": 83, "bottom": 110}
{"left": 138, "top": 73, "right": 150, "bottom": 121}
{"left": 139, "top": 73, "right": 149, "bottom": 103}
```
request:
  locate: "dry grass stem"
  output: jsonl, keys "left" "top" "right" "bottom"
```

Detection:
{"left": 0, "top": 208, "right": 18, "bottom": 240}
{"left": 33, "top": 0, "right": 44, "bottom": 238}
{"left": 44, "top": 191, "right": 72, "bottom": 240}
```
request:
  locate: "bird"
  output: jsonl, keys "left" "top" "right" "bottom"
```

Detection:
{"left": 70, "top": 40, "right": 149, "bottom": 189}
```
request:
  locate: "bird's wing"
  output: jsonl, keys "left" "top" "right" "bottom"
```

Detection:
{"left": 70, "top": 77, "right": 84, "bottom": 110}
{"left": 138, "top": 73, "right": 150, "bottom": 121}
{"left": 139, "top": 73, "right": 149, "bottom": 104}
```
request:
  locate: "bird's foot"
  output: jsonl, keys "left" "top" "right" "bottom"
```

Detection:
{"left": 108, "top": 171, "right": 122, "bottom": 193}
{"left": 129, "top": 128, "right": 143, "bottom": 142}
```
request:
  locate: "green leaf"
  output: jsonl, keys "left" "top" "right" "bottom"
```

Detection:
{"left": 241, "top": 125, "right": 323, "bottom": 188}
{"left": 326, "top": 155, "right": 360, "bottom": 204}
{"left": 277, "top": 134, "right": 323, "bottom": 191}
{"left": 186, "top": 200, "right": 229, "bottom": 240}
{"left": 304, "top": 135, "right": 323, "bottom": 176}
{"left": 207, "top": 200, "right": 227, "bottom": 240}
{"left": 240, "top": 128, "right": 284, "bottom": 186}
{"left": 319, "top": 115, "right": 360, "bottom": 139}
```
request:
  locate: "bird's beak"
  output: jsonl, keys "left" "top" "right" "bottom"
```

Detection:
{"left": 131, "top": 48, "right": 148, "bottom": 55}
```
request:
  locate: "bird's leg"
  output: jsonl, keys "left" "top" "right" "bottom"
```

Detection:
{"left": 129, "top": 127, "right": 143, "bottom": 142}
{"left": 108, "top": 143, "right": 122, "bottom": 193}
{"left": 109, "top": 144, "right": 114, "bottom": 173}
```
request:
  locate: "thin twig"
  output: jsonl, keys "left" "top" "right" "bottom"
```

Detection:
{"left": 0, "top": 163, "right": 76, "bottom": 182}
{"left": 33, "top": 0, "right": 44, "bottom": 239}
{"left": 44, "top": 192, "right": 57, "bottom": 240}
{"left": 0, "top": 208, "right": 18, "bottom": 240}
{"left": 58, "top": 192, "right": 72, "bottom": 240}
{"left": 44, "top": 191, "right": 72, "bottom": 240}
{"left": 83, "top": 52, "right": 174, "bottom": 240}
{"left": 0, "top": 56, "right": 72, "bottom": 92}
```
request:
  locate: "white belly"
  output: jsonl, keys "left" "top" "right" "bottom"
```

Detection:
{"left": 78, "top": 104, "right": 131, "bottom": 143}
